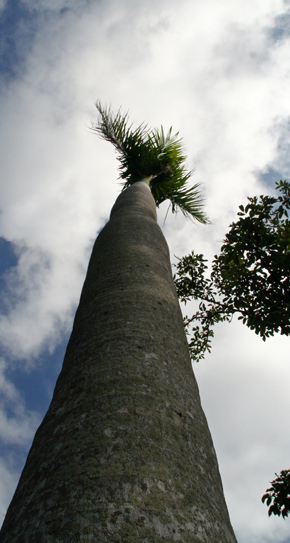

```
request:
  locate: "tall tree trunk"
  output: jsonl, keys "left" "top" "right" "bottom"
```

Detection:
{"left": 0, "top": 182, "right": 237, "bottom": 542}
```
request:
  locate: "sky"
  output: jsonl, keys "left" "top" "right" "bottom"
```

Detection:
{"left": 0, "top": 0, "right": 289, "bottom": 541}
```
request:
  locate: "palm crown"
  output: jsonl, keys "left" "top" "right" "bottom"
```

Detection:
{"left": 92, "top": 101, "right": 208, "bottom": 223}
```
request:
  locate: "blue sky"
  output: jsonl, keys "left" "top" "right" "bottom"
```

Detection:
{"left": 0, "top": 1, "right": 290, "bottom": 541}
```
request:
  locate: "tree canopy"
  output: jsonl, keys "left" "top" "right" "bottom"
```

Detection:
{"left": 91, "top": 102, "right": 208, "bottom": 223}
{"left": 174, "top": 180, "right": 290, "bottom": 362}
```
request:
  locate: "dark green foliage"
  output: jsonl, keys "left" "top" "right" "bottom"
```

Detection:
{"left": 214, "top": 179, "right": 290, "bottom": 337}
{"left": 91, "top": 102, "right": 208, "bottom": 222}
{"left": 174, "top": 252, "right": 235, "bottom": 362}
{"left": 174, "top": 180, "right": 290, "bottom": 361}
{"left": 262, "top": 469, "right": 290, "bottom": 518}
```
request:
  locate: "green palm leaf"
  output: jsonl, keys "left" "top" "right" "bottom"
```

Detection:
{"left": 91, "top": 101, "right": 209, "bottom": 223}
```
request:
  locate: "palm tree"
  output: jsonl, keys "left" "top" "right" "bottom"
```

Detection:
{"left": 0, "top": 104, "right": 237, "bottom": 542}
{"left": 92, "top": 102, "right": 208, "bottom": 222}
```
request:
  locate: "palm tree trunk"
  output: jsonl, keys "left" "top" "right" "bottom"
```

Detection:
{"left": 0, "top": 181, "right": 237, "bottom": 542}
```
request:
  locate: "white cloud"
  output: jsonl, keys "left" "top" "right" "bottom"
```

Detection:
{"left": 194, "top": 321, "right": 290, "bottom": 542}
{"left": 0, "top": 458, "right": 20, "bottom": 530}
{"left": 0, "top": 358, "right": 41, "bottom": 521}
{"left": 0, "top": 359, "right": 40, "bottom": 444}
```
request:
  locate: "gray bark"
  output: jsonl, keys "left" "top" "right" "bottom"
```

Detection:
{"left": 0, "top": 182, "right": 237, "bottom": 542}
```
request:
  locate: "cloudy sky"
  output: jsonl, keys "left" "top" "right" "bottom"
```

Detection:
{"left": 0, "top": 0, "right": 290, "bottom": 540}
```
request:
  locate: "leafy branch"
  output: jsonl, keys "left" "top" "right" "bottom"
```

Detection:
{"left": 262, "top": 469, "right": 290, "bottom": 518}
{"left": 174, "top": 180, "right": 290, "bottom": 362}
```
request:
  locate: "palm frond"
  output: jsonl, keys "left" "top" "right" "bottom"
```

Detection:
{"left": 91, "top": 101, "right": 209, "bottom": 223}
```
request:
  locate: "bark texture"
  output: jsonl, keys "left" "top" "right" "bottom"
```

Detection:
{"left": 0, "top": 182, "right": 237, "bottom": 542}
